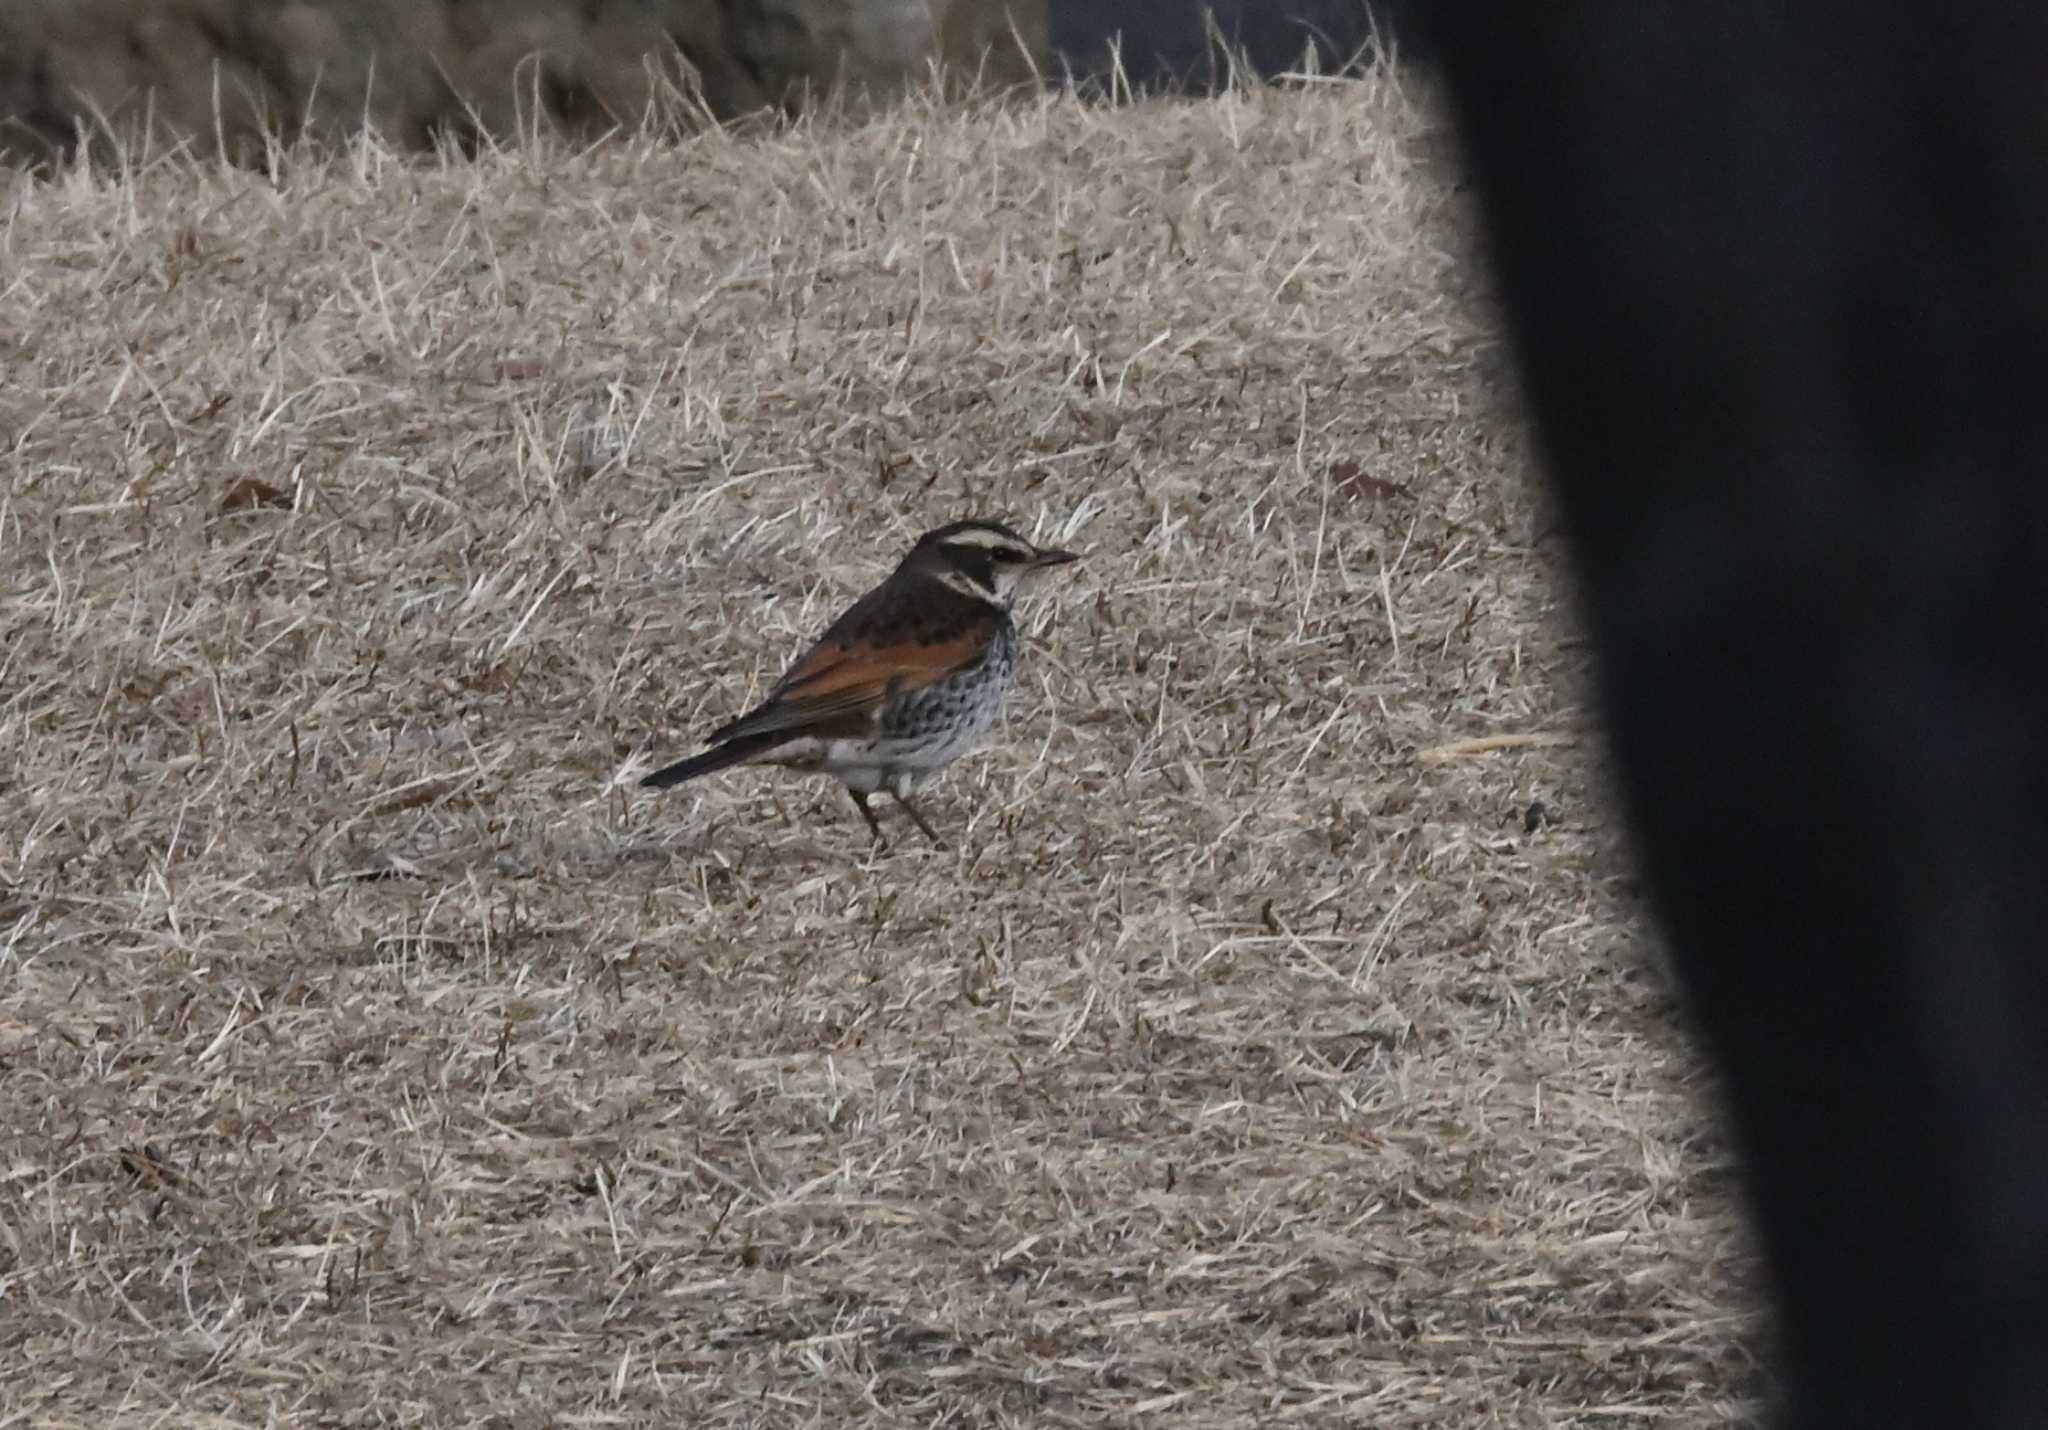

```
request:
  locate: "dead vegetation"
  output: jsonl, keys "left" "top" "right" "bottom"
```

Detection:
{"left": 0, "top": 65, "right": 1760, "bottom": 1427}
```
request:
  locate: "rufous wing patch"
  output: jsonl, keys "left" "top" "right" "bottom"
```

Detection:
{"left": 710, "top": 622, "right": 991, "bottom": 744}
{"left": 777, "top": 626, "right": 986, "bottom": 701}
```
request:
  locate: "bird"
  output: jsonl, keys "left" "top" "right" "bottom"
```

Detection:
{"left": 641, "top": 518, "right": 1080, "bottom": 846}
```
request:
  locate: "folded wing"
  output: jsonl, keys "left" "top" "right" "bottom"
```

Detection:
{"left": 708, "top": 618, "right": 995, "bottom": 745}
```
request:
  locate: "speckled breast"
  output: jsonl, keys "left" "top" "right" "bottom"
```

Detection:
{"left": 879, "top": 618, "right": 1018, "bottom": 767}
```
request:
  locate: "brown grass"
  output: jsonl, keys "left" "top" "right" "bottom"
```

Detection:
{"left": 0, "top": 64, "right": 1761, "bottom": 1427}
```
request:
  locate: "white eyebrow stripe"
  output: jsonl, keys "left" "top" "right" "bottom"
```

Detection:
{"left": 939, "top": 526, "right": 1029, "bottom": 553}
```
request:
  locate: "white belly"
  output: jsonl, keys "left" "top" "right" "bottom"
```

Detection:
{"left": 762, "top": 724, "right": 989, "bottom": 795}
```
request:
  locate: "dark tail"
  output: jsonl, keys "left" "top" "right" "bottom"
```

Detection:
{"left": 639, "top": 736, "right": 772, "bottom": 790}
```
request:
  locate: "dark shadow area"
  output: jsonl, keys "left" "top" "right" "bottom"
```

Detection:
{"left": 1047, "top": 0, "right": 1424, "bottom": 91}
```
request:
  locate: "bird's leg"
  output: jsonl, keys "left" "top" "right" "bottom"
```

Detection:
{"left": 893, "top": 792, "right": 947, "bottom": 849}
{"left": 846, "top": 788, "right": 886, "bottom": 844}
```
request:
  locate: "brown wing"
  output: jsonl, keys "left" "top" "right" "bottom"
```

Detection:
{"left": 707, "top": 615, "right": 995, "bottom": 745}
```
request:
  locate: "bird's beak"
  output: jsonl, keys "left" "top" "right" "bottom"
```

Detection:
{"left": 1033, "top": 547, "right": 1081, "bottom": 567}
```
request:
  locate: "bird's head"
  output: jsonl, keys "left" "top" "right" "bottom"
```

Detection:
{"left": 913, "top": 519, "right": 1080, "bottom": 607}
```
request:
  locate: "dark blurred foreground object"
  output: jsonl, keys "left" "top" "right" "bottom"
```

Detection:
{"left": 1423, "top": 6, "right": 2048, "bottom": 1428}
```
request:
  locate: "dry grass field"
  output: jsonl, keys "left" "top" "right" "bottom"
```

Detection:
{"left": 0, "top": 65, "right": 1762, "bottom": 1427}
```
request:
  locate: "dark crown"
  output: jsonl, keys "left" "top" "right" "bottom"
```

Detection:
{"left": 903, "top": 519, "right": 1077, "bottom": 606}
{"left": 917, "top": 519, "right": 1040, "bottom": 565}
